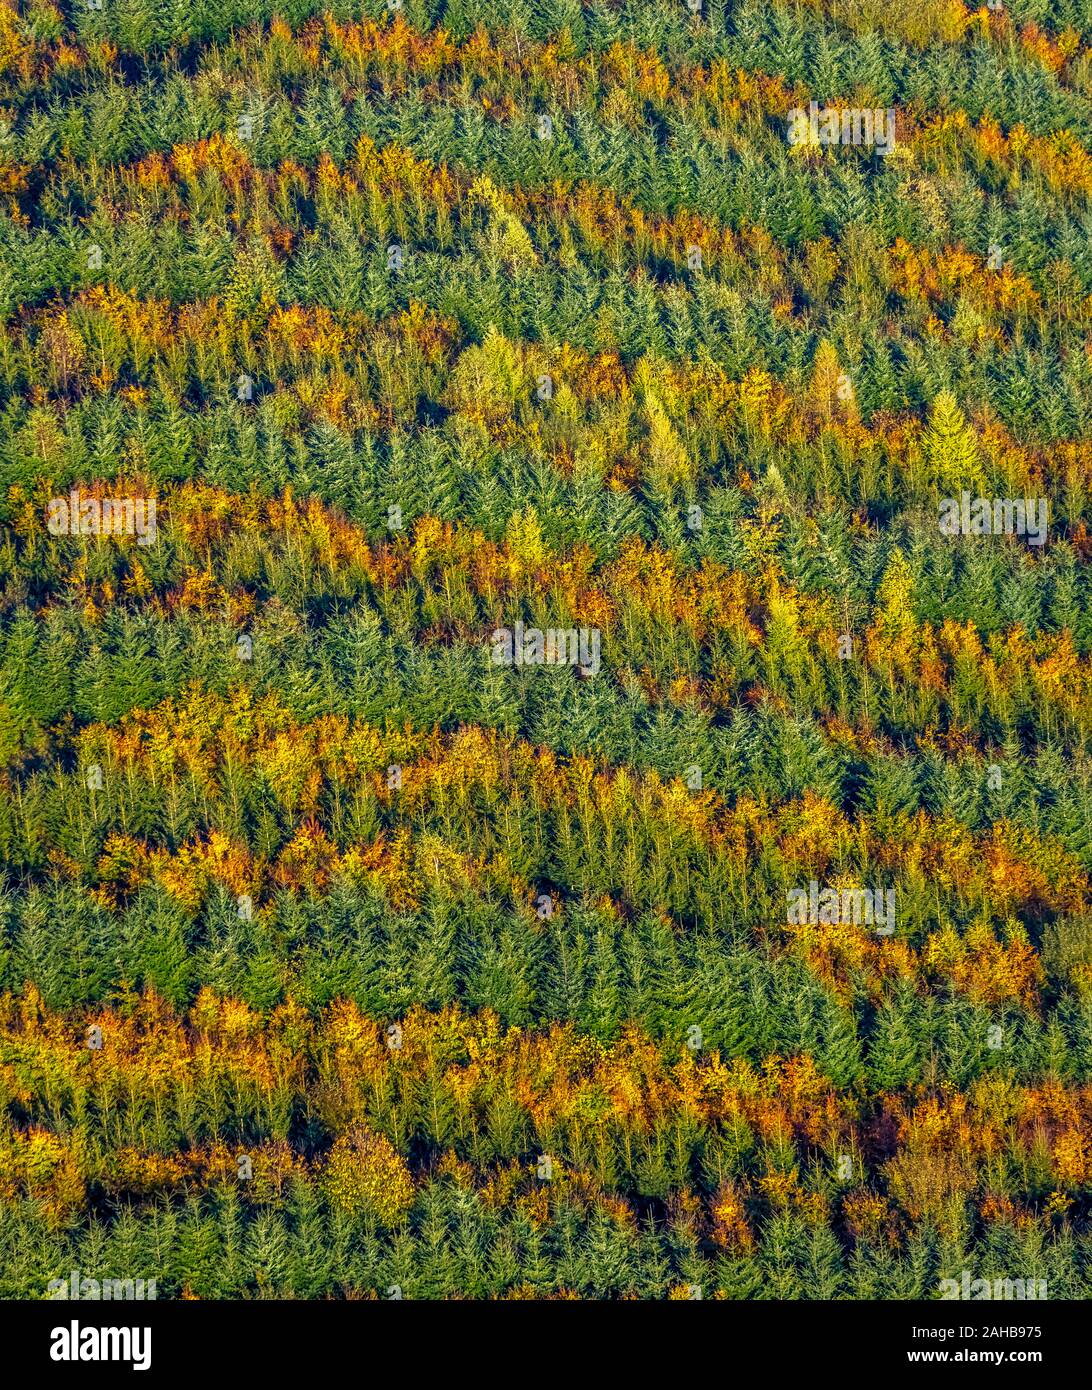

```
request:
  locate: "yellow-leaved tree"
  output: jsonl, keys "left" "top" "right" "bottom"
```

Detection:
{"left": 868, "top": 547, "right": 918, "bottom": 667}
{"left": 808, "top": 340, "right": 856, "bottom": 422}
{"left": 446, "top": 326, "right": 527, "bottom": 427}
{"left": 321, "top": 1126, "right": 415, "bottom": 1227}
{"left": 924, "top": 391, "right": 985, "bottom": 490}
{"left": 469, "top": 174, "right": 537, "bottom": 275}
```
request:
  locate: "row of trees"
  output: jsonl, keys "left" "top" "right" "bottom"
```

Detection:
{"left": 4, "top": 494, "right": 1092, "bottom": 760}
{"left": 3, "top": 879, "right": 1091, "bottom": 1083}
{"left": 0, "top": 990, "right": 1087, "bottom": 1298}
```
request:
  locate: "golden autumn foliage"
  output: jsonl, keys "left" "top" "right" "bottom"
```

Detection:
{"left": 3, "top": 990, "right": 1091, "bottom": 1252}
{"left": 321, "top": 1126, "right": 415, "bottom": 1225}
{"left": 2, "top": 0, "right": 1092, "bottom": 1306}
